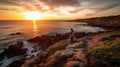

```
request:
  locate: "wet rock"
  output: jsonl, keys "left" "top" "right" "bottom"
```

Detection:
{"left": 44, "top": 49, "right": 75, "bottom": 67}
{"left": 46, "top": 40, "right": 70, "bottom": 53}
{"left": 30, "top": 51, "right": 62, "bottom": 67}
{"left": 45, "top": 51, "right": 62, "bottom": 67}
{"left": 27, "top": 35, "right": 54, "bottom": 49}
{"left": 7, "top": 58, "right": 25, "bottom": 67}
{"left": 86, "top": 32, "right": 93, "bottom": 36}
{"left": 63, "top": 61, "right": 85, "bottom": 67}
{"left": 71, "top": 52, "right": 88, "bottom": 64}
{"left": 21, "top": 56, "right": 42, "bottom": 67}
{"left": 10, "top": 33, "right": 16, "bottom": 35}
{"left": 27, "top": 33, "right": 69, "bottom": 49}
{"left": 66, "top": 43, "right": 88, "bottom": 49}
{"left": 27, "top": 32, "right": 90, "bottom": 49}
{"left": 61, "top": 49, "right": 75, "bottom": 57}
{"left": 10, "top": 32, "right": 22, "bottom": 35}
{"left": 36, "top": 48, "right": 75, "bottom": 67}
{"left": 66, "top": 42, "right": 83, "bottom": 49}
{"left": 75, "top": 32, "right": 86, "bottom": 38}
{"left": 0, "top": 41, "right": 27, "bottom": 61}
{"left": 16, "top": 32, "right": 22, "bottom": 35}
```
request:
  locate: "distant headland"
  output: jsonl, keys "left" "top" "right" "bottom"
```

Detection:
{"left": 75, "top": 15, "right": 120, "bottom": 28}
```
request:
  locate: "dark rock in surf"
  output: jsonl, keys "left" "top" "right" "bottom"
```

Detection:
{"left": 10, "top": 32, "right": 22, "bottom": 35}
{"left": 7, "top": 58, "right": 25, "bottom": 67}
{"left": 0, "top": 41, "right": 27, "bottom": 61}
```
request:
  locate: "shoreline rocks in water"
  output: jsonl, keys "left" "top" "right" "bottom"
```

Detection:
{"left": 0, "top": 40, "right": 42, "bottom": 67}
{"left": 22, "top": 31, "right": 114, "bottom": 67}
{"left": 0, "top": 41, "right": 27, "bottom": 67}
{"left": 0, "top": 42, "right": 27, "bottom": 61}
{"left": 10, "top": 32, "right": 22, "bottom": 35}
{"left": 0, "top": 30, "right": 114, "bottom": 67}
{"left": 27, "top": 31, "right": 106, "bottom": 49}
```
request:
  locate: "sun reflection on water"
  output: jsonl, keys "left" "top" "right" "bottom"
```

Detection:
{"left": 33, "top": 20, "right": 39, "bottom": 37}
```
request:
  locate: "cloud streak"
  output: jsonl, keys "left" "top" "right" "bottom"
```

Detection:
{"left": 85, "top": 3, "right": 120, "bottom": 16}
{"left": 0, "top": 0, "right": 120, "bottom": 16}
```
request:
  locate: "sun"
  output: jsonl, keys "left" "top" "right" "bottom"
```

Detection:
{"left": 24, "top": 12, "right": 43, "bottom": 20}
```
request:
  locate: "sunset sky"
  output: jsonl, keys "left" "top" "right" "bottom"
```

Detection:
{"left": 0, "top": 0, "right": 120, "bottom": 20}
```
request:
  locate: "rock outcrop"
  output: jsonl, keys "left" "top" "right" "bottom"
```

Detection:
{"left": 0, "top": 42, "right": 27, "bottom": 61}
{"left": 75, "top": 15, "right": 120, "bottom": 28}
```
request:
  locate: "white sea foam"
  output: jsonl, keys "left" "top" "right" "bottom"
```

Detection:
{"left": 23, "top": 41, "right": 41, "bottom": 58}
{"left": 0, "top": 56, "right": 23, "bottom": 67}
{"left": 0, "top": 41, "right": 41, "bottom": 66}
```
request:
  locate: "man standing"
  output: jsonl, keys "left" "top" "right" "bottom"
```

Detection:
{"left": 70, "top": 28, "right": 75, "bottom": 44}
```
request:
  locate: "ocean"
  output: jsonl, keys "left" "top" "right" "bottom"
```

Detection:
{"left": 0, "top": 20, "right": 104, "bottom": 45}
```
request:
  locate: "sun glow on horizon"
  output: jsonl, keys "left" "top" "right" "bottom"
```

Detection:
{"left": 24, "top": 12, "right": 43, "bottom": 20}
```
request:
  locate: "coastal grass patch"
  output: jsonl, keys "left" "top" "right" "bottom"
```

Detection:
{"left": 101, "top": 30, "right": 120, "bottom": 37}
{"left": 90, "top": 38, "right": 120, "bottom": 67}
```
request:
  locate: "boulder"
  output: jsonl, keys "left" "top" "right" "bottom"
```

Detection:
{"left": 63, "top": 61, "right": 85, "bottom": 67}
{"left": 0, "top": 41, "right": 27, "bottom": 61}
{"left": 7, "top": 58, "right": 25, "bottom": 67}
{"left": 10, "top": 32, "right": 22, "bottom": 35}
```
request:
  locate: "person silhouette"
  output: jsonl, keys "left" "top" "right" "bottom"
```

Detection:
{"left": 70, "top": 28, "right": 75, "bottom": 44}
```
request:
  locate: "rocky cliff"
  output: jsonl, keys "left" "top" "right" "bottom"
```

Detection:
{"left": 21, "top": 30, "right": 120, "bottom": 67}
{"left": 75, "top": 15, "right": 120, "bottom": 28}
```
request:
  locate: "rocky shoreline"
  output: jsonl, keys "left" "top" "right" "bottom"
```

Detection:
{"left": 75, "top": 15, "right": 120, "bottom": 29}
{"left": 0, "top": 28, "right": 120, "bottom": 67}
{"left": 0, "top": 30, "right": 107, "bottom": 67}
{"left": 1, "top": 29, "right": 114, "bottom": 67}
{"left": 1, "top": 15, "right": 120, "bottom": 66}
{"left": 21, "top": 30, "right": 119, "bottom": 67}
{"left": 22, "top": 30, "right": 120, "bottom": 67}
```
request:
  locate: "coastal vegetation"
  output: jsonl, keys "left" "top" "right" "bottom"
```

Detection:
{"left": 90, "top": 31, "right": 120, "bottom": 67}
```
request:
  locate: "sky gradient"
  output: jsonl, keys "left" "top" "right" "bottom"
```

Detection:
{"left": 0, "top": 0, "right": 120, "bottom": 20}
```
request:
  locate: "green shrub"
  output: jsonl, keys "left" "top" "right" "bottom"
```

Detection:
{"left": 90, "top": 38, "right": 120, "bottom": 67}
